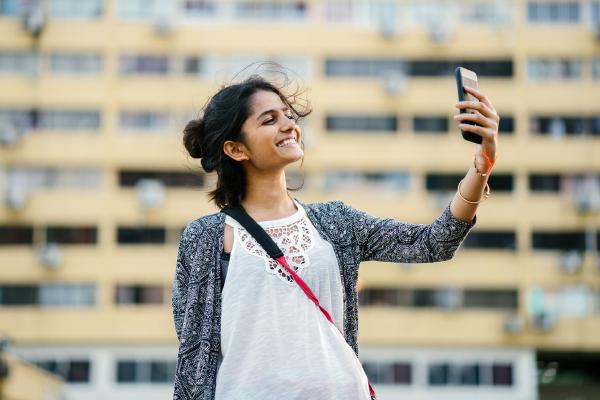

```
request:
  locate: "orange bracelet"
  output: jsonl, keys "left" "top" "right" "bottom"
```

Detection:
{"left": 473, "top": 149, "right": 497, "bottom": 177}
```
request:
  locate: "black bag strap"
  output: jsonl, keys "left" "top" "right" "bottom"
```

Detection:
{"left": 222, "top": 206, "right": 283, "bottom": 259}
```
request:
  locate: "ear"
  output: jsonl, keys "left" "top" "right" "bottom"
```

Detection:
{"left": 223, "top": 140, "right": 250, "bottom": 162}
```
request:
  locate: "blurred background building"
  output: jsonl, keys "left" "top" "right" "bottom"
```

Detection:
{"left": 0, "top": 0, "right": 599, "bottom": 399}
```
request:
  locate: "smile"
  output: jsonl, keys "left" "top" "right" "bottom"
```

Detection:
{"left": 276, "top": 138, "right": 297, "bottom": 147}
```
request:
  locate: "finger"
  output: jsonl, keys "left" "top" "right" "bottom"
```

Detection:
{"left": 463, "top": 86, "right": 496, "bottom": 113}
{"left": 454, "top": 112, "right": 497, "bottom": 129}
{"left": 458, "top": 123, "right": 493, "bottom": 140}
{"left": 455, "top": 100, "right": 496, "bottom": 119}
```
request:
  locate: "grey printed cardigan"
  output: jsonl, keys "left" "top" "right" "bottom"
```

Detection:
{"left": 171, "top": 198, "right": 477, "bottom": 399}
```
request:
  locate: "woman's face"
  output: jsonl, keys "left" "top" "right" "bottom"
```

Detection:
{"left": 226, "top": 89, "right": 303, "bottom": 171}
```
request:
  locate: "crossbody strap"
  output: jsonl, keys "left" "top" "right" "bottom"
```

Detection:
{"left": 222, "top": 206, "right": 377, "bottom": 400}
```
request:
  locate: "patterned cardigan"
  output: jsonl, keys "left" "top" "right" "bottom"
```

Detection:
{"left": 171, "top": 198, "right": 477, "bottom": 399}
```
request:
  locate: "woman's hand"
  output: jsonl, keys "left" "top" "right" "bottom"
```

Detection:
{"left": 453, "top": 86, "right": 499, "bottom": 175}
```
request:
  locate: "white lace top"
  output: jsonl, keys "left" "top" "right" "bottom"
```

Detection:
{"left": 215, "top": 198, "right": 372, "bottom": 400}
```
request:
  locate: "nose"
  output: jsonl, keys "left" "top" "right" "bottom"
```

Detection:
{"left": 280, "top": 113, "right": 296, "bottom": 132}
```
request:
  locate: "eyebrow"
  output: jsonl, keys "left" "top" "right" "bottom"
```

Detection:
{"left": 256, "top": 107, "right": 290, "bottom": 121}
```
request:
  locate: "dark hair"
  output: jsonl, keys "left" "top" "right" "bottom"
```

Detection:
{"left": 183, "top": 65, "right": 312, "bottom": 210}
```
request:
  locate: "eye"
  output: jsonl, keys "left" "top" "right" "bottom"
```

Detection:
{"left": 263, "top": 118, "right": 274, "bottom": 124}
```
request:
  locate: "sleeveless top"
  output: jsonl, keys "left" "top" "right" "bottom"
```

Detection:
{"left": 214, "top": 198, "right": 372, "bottom": 400}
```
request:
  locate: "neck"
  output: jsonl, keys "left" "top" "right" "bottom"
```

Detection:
{"left": 241, "top": 169, "right": 297, "bottom": 221}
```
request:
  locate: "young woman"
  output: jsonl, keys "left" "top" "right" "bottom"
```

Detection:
{"left": 172, "top": 72, "right": 498, "bottom": 400}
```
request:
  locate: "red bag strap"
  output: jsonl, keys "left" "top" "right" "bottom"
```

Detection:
{"left": 221, "top": 205, "right": 376, "bottom": 399}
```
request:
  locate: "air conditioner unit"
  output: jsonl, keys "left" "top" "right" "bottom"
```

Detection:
{"left": 559, "top": 250, "right": 583, "bottom": 274}
{"left": 38, "top": 243, "right": 63, "bottom": 269}
{"left": 154, "top": 17, "right": 175, "bottom": 36}
{"left": 377, "top": 15, "right": 398, "bottom": 40}
{"left": 435, "top": 287, "right": 461, "bottom": 310}
{"left": 503, "top": 314, "right": 524, "bottom": 334}
{"left": 574, "top": 175, "right": 600, "bottom": 213}
{"left": 428, "top": 22, "right": 452, "bottom": 43}
{"left": 549, "top": 118, "right": 566, "bottom": 137}
{"left": 531, "top": 311, "right": 555, "bottom": 332}
{"left": 380, "top": 70, "right": 407, "bottom": 97}
{"left": 4, "top": 185, "right": 29, "bottom": 210}
{"left": 0, "top": 123, "right": 23, "bottom": 147}
{"left": 136, "top": 178, "right": 166, "bottom": 210}
{"left": 21, "top": 0, "right": 45, "bottom": 37}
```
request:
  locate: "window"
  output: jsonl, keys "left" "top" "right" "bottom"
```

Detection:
{"left": 413, "top": 116, "right": 448, "bottom": 133}
{"left": 38, "top": 110, "right": 101, "bottom": 130}
{"left": 0, "top": 52, "right": 37, "bottom": 76}
{"left": 119, "top": 111, "right": 170, "bottom": 132}
{"left": 527, "top": 1, "right": 580, "bottom": 23}
{"left": 492, "top": 363, "right": 513, "bottom": 386}
{"left": 326, "top": 115, "right": 397, "bottom": 132}
{"left": 117, "top": 0, "right": 174, "bottom": 19}
{"left": 116, "top": 360, "right": 176, "bottom": 383}
{"left": 183, "top": 56, "right": 203, "bottom": 75}
{"left": 0, "top": 285, "right": 37, "bottom": 305}
{"left": 358, "top": 288, "right": 412, "bottom": 307}
{"left": 593, "top": 1, "right": 600, "bottom": 25}
{"left": 119, "top": 55, "right": 169, "bottom": 75}
{"left": 50, "top": 0, "right": 102, "bottom": 18}
{"left": 0, "top": 284, "right": 95, "bottom": 306}
{"left": 0, "top": 0, "right": 25, "bottom": 15}
{"left": 459, "top": 1, "right": 513, "bottom": 25}
{"left": 323, "top": 171, "right": 410, "bottom": 192}
{"left": 527, "top": 58, "right": 582, "bottom": 80}
{"left": 325, "top": 58, "right": 405, "bottom": 77}
{"left": 116, "top": 285, "right": 164, "bottom": 305}
{"left": 529, "top": 174, "right": 561, "bottom": 192}
{"left": 117, "top": 227, "right": 166, "bottom": 244}
{"left": 529, "top": 116, "right": 596, "bottom": 136}
{"left": 428, "top": 363, "right": 449, "bottom": 385}
{"left": 429, "top": 362, "right": 514, "bottom": 386}
{"left": 38, "top": 283, "right": 96, "bottom": 306}
{"left": 49, "top": 53, "right": 102, "bottom": 75}
{"left": 359, "top": 287, "right": 518, "bottom": 310}
{"left": 234, "top": 1, "right": 308, "bottom": 21}
{"left": 426, "top": 173, "right": 462, "bottom": 191}
{"left": 0, "top": 166, "right": 102, "bottom": 192}
{"left": 323, "top": 0, "right": 355, "bottom": 23}
{"left": 409, "top": 60, "right": 513, "bottom": 77}
{"left": 0, "top": 109, "right": 35, "bottom": 130}
{"left": 119, "top": 170, "right": 204, "bottom": 188}
{"left": 427, "top": 173, "right": 513, "bottom": 192}
{"left": 46, "top": 226, "right": 97, "bottom": 245}
{"left": 462, "top": 231, "right": 517, "bottom": 250}
{"left": 463, "top": 289, "right": 518, "bottom": 309}
{"left": 362, "top": 361, "right": 412, "bottom": 384}
{"left": 532, "top": 231, "right": 586, "bottom": 251}
{"left": 34, "top": 359, "right": 91, "bottom": 383}
{"left": 498, "top": 115, "right": 514, "bottom": 133}
{"left": 0, "top": 226, "right": 33, "bottom": 245}
{"left": 182, "top": 0, "right": 217, "bottom": 17}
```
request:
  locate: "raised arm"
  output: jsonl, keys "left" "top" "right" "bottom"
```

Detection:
{"left": 339, "top": 201, "right": 477, "bottom": 263}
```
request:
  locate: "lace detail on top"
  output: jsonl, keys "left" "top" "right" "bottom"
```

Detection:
{"left": 236, "top": 214, "right": 314, "bottom": 286}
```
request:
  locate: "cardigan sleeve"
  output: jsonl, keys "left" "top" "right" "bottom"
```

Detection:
{"left": 339, "top": 201, "right": 477, "bottom": 263}
{"left": 171, "top": 222, "right": 198, "bottom": 342}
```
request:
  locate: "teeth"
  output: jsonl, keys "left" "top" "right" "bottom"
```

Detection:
{"left": 277, "top": 138, "right": 297, "bottom": 147}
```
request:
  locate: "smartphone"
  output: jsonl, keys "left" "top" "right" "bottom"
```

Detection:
{"left": 455, "top": 66, "right": 482, "bottom": 144}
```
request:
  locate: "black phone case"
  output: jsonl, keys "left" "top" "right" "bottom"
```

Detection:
{"left": 455, "top": 67, "right": 482, "bottom": 144}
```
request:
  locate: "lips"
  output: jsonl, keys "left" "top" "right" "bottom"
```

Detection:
{"left": 276, "top": 136, "right": 298, "bottom": 147}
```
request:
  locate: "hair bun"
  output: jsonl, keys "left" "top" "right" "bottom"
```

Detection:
{"left": 183, "top": 118, "right": 205, "bottom": 159}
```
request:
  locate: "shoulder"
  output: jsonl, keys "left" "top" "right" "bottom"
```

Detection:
{"left": 298, "top": 198, "right": 351, "bottom": 217}
{"left": 180, "top": 211, "right": 224, "bottom": 246}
